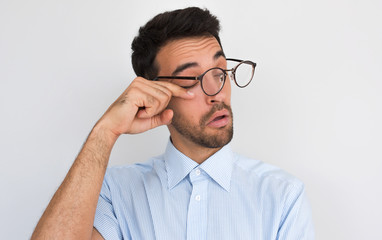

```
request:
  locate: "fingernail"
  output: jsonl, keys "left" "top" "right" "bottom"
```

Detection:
{"left": 187, "top": 91, "right": 194, "bottom": 96}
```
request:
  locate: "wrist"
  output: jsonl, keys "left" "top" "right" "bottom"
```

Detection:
{"left": 90, "top": 122, "right": 120, "bottom": 147}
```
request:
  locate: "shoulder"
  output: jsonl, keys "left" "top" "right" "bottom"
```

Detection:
{"left": 233, "top": 153, "right": 304, "bottom": 192}
{"left": 103, "top": 155, "right": 165, "bottom": 186}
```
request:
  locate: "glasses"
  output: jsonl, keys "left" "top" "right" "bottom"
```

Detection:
{"left": 152, "top": 58, "right": 257, "bottom": 96}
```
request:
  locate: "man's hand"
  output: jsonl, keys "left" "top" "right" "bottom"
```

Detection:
{"left": 96, "top": 77, "right": 195, "bottom": 137}
{"left": 31, "top": 77, "right": 194, "bottom": 240}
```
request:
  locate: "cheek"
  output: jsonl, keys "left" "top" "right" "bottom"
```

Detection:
{"left": 167, "top": 98, "right": 189, "bottom": 115}
{"left": 167, "top": 98, "right": 178, "bottom": 112}
{"left": 168, "top": 98, "right": 202, "bottom": 121}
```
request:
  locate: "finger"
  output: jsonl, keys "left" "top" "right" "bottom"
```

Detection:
{"left": 136, "top": 106, "right": 155, "bottom": 119}
{"left": 132, "top": 109, "right": 174, "bottom": 133}
{"left": 152, "top": 81, "right": 195, "bottom": 99}
{"left": 134, "top": 91, "right": 168, "bottom": 118}
{"left": 133, "top": 82, "right": 188, "bottom": 119}
{"left": 128, "top": 78, "right": 195, "bottom": 119}
{"left": 139, "top": 79, "right": 173, "bottom": 98}
{"left": 158, "top": 109, "right": 173, "bottom": 126}
{"left": 140, "top": 81, "right": 173, "bottom": 109}
{"left": 135, "top": 77, "right": 195, "bottom": 99}
{"left": 124, "top": 82, "right": 168, "bottom": 118}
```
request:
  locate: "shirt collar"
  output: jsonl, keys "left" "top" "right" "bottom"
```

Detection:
{"left": 199, "top": 143, "right": 234, "bottom": 191}
{"left": 164, "top": 140, "right": 234, "bottom": 192}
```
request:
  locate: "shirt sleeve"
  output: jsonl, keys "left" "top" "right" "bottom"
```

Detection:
{"left": 277, "top": 182, "right": 315, "bottom": 240}
{"left": 93, "top": 175, "right": 124, "bottom": 240}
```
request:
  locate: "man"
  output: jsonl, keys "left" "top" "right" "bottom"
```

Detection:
{"left": 32, "top": 7, "right": 314, "bottom": 240}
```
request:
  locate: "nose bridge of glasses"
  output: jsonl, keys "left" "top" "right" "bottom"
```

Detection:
{"left": 224, "top": 68, "right": 234, "bottom": 82}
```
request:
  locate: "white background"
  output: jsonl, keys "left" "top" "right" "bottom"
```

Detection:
{"left": 1, "top": 0, "right": 381, "bottom": 239}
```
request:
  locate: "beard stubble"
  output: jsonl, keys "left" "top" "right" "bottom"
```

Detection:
{"left": 170, "top": 102, "right": 234, "bottom": 149}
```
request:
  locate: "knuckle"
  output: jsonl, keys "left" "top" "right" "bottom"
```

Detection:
{"left": 155, "top": 88, "right": 171, "bottom": 99}
{"left": 135, "top": 76, "right": 146, "bottom": 82}
{"left": 131, "top": 80, "right": 144, "bottom": 88}
{"left": 162, "top": 86, "right": 172, "bottom": 97}
{"left": 132, "top": 77, "right": 147, "bottom": 87}
{"left": 146, "top": 95, "right": 159, "bottom": 106}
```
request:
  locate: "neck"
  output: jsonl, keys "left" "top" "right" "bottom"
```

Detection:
{"left": 170, "top": 135, "right": 222, "bottom": 164}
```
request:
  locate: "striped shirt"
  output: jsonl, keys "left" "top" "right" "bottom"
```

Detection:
{"left": 94, "top": 141, "right": 314, "bottom": 239}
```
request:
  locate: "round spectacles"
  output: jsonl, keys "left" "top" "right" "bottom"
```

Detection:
{"left": 153, "top": 58, "right": 257, "bottom": 96}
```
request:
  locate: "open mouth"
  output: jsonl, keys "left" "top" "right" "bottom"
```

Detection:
{"left": 207, "top": 110, "right": 230, "bottom": 128}
{"left": 211, "top": 115, "right": 227, "bottom": 122}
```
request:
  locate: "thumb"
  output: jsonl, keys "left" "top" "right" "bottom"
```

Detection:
{"left": 151, "top": 109, "right": 174, "bottom": 128}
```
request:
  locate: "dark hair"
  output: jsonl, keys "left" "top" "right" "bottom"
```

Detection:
{"left": 131, "top": 7, "right": 222, "bottom": 79}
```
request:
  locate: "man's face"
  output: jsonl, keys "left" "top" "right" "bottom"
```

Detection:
{"left": 155, "top": 36, "right": 233, "bottom": 149}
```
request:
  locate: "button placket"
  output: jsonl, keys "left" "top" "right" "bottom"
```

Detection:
{"left": 186, "top": 168, "right": 208, "bottom": 240}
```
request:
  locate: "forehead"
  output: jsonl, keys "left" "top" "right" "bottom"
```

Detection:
{"left": 155, "top": 36, "right": 223, "bottom": 74}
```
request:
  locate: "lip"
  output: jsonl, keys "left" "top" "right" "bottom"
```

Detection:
{"left": 206, "top": 109, "right": 230, "bottom": 128}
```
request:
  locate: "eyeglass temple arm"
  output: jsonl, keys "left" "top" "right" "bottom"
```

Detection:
{"left": 152, "top": 76, "right": 200, "bottom": 81}
{"left": 226, "top": 58, "right": 257, "bottom": 67}
{"left": 226, "top": 58, "right": 243, "bottom": 63}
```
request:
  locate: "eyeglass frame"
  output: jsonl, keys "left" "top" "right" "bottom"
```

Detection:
{"left": 152, "top": 58, "right": 257, "bottom": 96}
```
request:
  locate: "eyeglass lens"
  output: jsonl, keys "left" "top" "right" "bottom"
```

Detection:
{"left": 202, "top": 61, "right": 254, "bottom": 95}
{"left": 202, "top": 68, "right": 225, "bottom": 95}
{"left": 233, "top": 61, "right": 254, "bottom": 88}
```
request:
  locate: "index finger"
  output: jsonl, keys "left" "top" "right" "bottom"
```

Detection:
{"left": 154, "top": 80, "right": 195, "bottom": 99}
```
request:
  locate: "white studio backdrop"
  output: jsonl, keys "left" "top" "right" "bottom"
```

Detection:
{"left": 1, "top": 0, "right": 381, "bottom": 239}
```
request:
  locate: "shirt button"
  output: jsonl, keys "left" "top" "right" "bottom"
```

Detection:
{"left": 195, "top": 195, "right": 201, "bottom": 201}
{"left": 195, "top": 169, "right": 201, "bottom": 176}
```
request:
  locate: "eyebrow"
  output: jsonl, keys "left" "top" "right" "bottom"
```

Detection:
{"left": 171, "top": 50, "right": 226, "bottom": 76}
{"left": 172, "top": 62, "right": 198, "bottom": 76}
{"left": 214, "top": 50, "right": 226, "bottom": 60}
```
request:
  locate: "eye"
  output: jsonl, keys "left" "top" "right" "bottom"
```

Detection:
{"left": 180, "top": 81, "right": 199, "bottom": 89}
{"left": 213, "top": 73, "right": 225, "bottom": 82}
{"left": 171, "top": 79, "right": 199, "bottom": 89}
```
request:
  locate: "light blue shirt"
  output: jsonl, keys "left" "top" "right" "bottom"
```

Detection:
{"left": 94, "top": 141, "right": 314, "bottom": 239}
